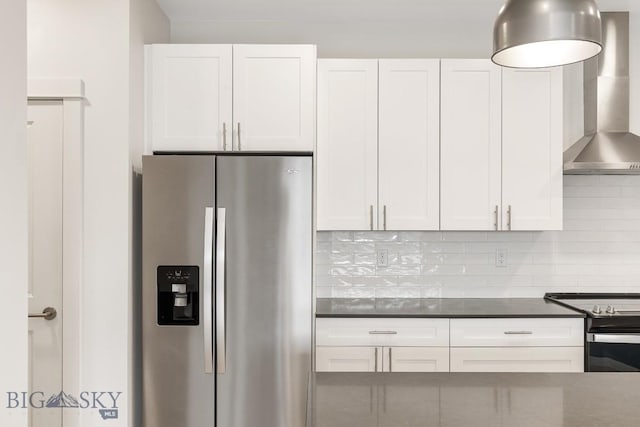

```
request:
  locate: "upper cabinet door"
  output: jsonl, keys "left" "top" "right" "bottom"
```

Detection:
{"left": 317, "top": 59, "right": 378, "bottom": 231}
{"left": 502, "top": 68, "right": 563, "bottom": 231}
{"left": 149, "top": 44, "right": 232, "bottom": 152}
{"left": 440, "top": 60, "right": 502, "bottom": 230}
{"left": 378, "top": 59, "right": 440, "bottom": 230}
{"left": 232, "top": 45, "right": 316, "bottom": 151}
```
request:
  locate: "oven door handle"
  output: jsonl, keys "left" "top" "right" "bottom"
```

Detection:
{"left": 587, "top": 333, "right": 640, "bottom": 344}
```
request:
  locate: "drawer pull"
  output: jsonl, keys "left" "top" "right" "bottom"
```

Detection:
{"left": 369, "top": 331, "right": 398, "bottom": 335}
{"left": 503, "top": 331, "right": 533, "bottom": 335}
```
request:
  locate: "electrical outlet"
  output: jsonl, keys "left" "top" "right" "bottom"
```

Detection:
{"left": 496, "top": 249, "right": 508, "bottom": 267}
{"left": 377, "top": 249, "right": 388, "bottom": 267}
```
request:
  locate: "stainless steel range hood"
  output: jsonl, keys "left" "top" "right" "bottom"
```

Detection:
{"left": 564, "top": 12, "right": 640, "bottom": 174}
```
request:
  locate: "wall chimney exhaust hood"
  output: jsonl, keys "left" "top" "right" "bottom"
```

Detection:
{"left": 564, "top": 12, "right": 640, "bottom": 174}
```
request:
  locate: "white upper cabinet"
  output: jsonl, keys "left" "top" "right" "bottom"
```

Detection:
{"left": 502, "top": 68, "right": 563, "bottom": 231}
{"left": 378, "top": 59, "right": 440, "bottom": 230}
{"left": 146, "top": 44, "right": 315, "bottom": 153}
{"left": 149, "top": 44, "right": 233, "bottom": 152}
{"left": 441, "top": 60, "right": 563, "bottom": 231}
{"left": 440, "top": 59, "right": 502, "bottom": 231}
{"left": 233, "top": 45, "right": 316, "bottom": 151}
{"left": 317, "top": 59, "right": 378, "bottom": 230}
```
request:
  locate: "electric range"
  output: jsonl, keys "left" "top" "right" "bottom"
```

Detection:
{"left": 545, "top": 293, "right": 640, "bottom": 372}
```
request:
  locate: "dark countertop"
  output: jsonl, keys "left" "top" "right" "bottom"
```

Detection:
{"left": 316, "top": 298, "right": 585, "bottom": 318}
{"left": 307, "top": 372, "right": 640, "bottom": 427}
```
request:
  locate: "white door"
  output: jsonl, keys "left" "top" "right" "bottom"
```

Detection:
{"left": 27, "top": 101, "right": 64, "bottom": 427}
{"left": 378, "top": 59, "right": 440, "bottom": 230}
{"left": 502, "top": 68, "right": 563, "bottom": 231}
{"left": 232, "top": 45, "right": 316, "bottom": 151}
{"left": 449, "top": 347, "right": 584, "bottom": 372}
{"left": 441, "top": 59, "right": 502, "bottom": 230}
{"left": 317, "top": 59, "right": 378, "bottom": 230}
{"left": 384, "top": 347, "right": 450, "bottom": 372}
{"left": 149, "top": 44, "right": 233, "bottom": 152}
{"left": 316, "top": 347, "right": 379, "bottom": 372}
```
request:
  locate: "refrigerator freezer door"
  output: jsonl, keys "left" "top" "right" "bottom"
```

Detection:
{"left": 216, "top": 156, "right": 313, "bottom": 427}
{"left": 142, "top": 155, "right": 215, "bottom": 427}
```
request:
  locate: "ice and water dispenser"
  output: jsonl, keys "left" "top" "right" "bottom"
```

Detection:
{"left": 157, "top": 266, "right": 199, "bottom": 325}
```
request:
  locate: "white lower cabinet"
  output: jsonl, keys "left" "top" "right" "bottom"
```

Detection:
{"left": 315, "top": 317, "right": 585, "bottom": 373}
{"left": 316, "top": 346, "right": 449, "bottom": 373}
{"left": 316, "top": 346, "right": 378, "bottom": 372}
{"left": 384, "top": 346, "right": 450, "bottom": 372}
{"left": 450, "top": 347, "right": 584, "bottom": 373}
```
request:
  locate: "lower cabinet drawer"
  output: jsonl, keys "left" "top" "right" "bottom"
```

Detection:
{"left": 450, "top": 347, "right": 584, "bottom": 373}
{"left": 450, "top": 318, "right": 584, "bottom": 347}
{"left": 316, "top": 318, "right": 450, "bottom": 347}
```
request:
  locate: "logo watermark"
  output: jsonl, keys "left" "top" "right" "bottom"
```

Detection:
{"left": 6, "top": 390, "right": 121, "bottom": 420}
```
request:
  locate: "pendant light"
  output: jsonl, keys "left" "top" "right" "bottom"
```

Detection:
{"left": 492, "top": 0, "right": 602, "bottom": 68}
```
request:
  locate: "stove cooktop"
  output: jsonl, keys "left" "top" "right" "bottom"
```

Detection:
{"left": 545, "top": 293, "right": 640, "bottom": 318}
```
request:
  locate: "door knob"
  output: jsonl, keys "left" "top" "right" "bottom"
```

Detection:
{"left": 28, "top": 307, "right": 57, "bottom": 321}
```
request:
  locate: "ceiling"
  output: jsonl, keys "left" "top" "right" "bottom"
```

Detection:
{"left": 157, "top": 0, "right": 634, "bottom": 23}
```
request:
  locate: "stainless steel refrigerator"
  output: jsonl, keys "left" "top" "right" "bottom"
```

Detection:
{"left": 142, "top": 154, "right": 312, "bottom": 427}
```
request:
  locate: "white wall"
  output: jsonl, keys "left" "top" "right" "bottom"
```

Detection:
{"left": 0, "top": 2, "right": 28, "bottom": 426}
{"left": 129, "top": 1, "right": 169, "bottom": 426}
{"left": 317, "top": 176, "right": 640, "bottom": 298}
{"left": 28, "top": 0, "right": 168, "bottom": 425}
{"left": 28, "top": 1, "right": 130, "bottom": 425}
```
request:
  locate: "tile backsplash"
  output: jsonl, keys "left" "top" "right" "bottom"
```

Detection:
{"left": 316, "top": 175, "right": 640, "bottom": 298}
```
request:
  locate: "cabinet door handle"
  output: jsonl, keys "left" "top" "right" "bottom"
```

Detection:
{"left": 388, "top": 347, "right": 392, "bottom": 372}
{"left": 383, "top": 205, "right": 387, "bottom": 231}
{"left": 369, "top": 205, "right": 374, "bottom": 230}
{"left": 374, "top": 347, "right": 378, "bottom": 372}
{"left": 237, "top": 122, "right": 242, "bottom": 151}
{"left": 222, "top": 122, "right": 227, "bottom": 151}
{"left": 494, "top": 205, "right": 499, "bottom": 230}
{"left": 507, "top": 205, "right": 512, "bottom": 231}
{"left": 503, "top": 331, "right": 533, "bottom": 335}
{"left": 368, "top": 330, "right": 398, "bottom": 335}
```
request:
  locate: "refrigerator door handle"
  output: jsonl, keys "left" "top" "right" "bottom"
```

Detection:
{"left": 216, "top": 207, "right": 227, "bottom": 374}
{"left": 203, "top": 207, "right": 214, "bottom": 374}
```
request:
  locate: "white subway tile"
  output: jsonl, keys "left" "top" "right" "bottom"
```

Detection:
{"left": 399, "top": 231, "right": 442, "bottom": 241}
{"left": 332, "top": 288, "right": 376, "bottom": 298}
{"left": 353, "top": 253, "right": 377, "bottom": 265}
{"left": 600, "top": 176, "right": 640, "bottom": 186}
{"left": 564, "top": 186, "right": 622, "bottom": 198}
{"left": 354, "top": 231, "right": 399, "bottom": 242}
{"left": 316, "top": 232, "right": 333, "bottom": 242}
{"left": 316, "top": 287, "right": 332, "bottom": 298}
{"left": 563, "top": 175, "right": 600, "bottom": 186}
{"left": 486, "top": 231, "right": 535, "bottom": 242}
{"left": 330, "top": 266, "right": 376, "bottom": 276}
{"left": 376, "top": 265, "right": 422, "bottom": 276}
{"left": 332, "top": 231, "right": 355, "bottom": 241}
{"left": 377, "top": 242, "right": 421, "bottom": 252}
{"left": 442, "top": 232, "right": 488, "bottom": 241}
{"left": 421, "top": 264, "right": 467, "bottom": 276}
{"left": 422, "top": 242, "right": 465, "bottom": 253}
{"left": 375, "top": 288, "right": 421, "bottom": 298}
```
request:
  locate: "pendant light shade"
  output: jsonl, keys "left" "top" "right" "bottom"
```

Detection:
{"left": 492, "top": 0, "right": 602, "bottom": 68}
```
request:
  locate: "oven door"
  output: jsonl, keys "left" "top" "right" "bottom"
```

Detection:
{"left": 587, "top": 333, "right": 640, "bottom": 372}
